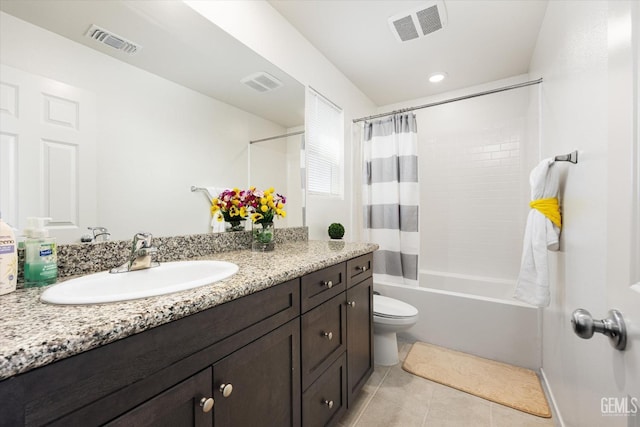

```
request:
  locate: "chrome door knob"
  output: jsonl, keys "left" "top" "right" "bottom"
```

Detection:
{"left": 219, "top": 383, "right": 233, "bottom": 398}
{"left": 323, "top": 399, "right": 334, "bottom": 409}
{"left": 322, "top": 331, "right": 333, "bottom": 340}
{"left": 323, "top": 280, "right": 333, "bottom": 288}
{"left": 571, "top": 308, "right": 627, "bottom": 351}
{"left": 199, "top": 397, "right": 214, "bottom": 413}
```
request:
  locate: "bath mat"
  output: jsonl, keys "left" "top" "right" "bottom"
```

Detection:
{"left": 402, "top": 342, "right": 551, "bottom": 418}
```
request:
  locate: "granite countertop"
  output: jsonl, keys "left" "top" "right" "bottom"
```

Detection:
{"left": 0, "top": 240, "right": 378, "bottom": 380}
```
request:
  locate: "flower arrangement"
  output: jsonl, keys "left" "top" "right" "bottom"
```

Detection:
{"left": 244, "top": 186, "right": 287, "bottom": 224}
{"left": 210, "top": 188, "right": 248, "bottom": 230}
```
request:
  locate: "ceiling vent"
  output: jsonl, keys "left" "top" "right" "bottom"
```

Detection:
{"left": 241, "top": 72, "right": 283, "bottom": 93}
{"left": 85, "top": 24, "right": 141, "bottom": 55}
{"left": 388, "top": 1, "right": 448, "bottom": 42}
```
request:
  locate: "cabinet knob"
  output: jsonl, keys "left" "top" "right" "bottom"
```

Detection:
{"left": 323, "top": 280, "right": 333, "bottom": 289}
{"left": 199, "top": 397, "right": 214, "bottom": 413}
{"left": 219, "top": 383, "right": 234, "bottom": 398}
{"left": 358, "top": 266, "right": 367, "bottom": 272}
{"left": 347, "top": 301, "right": 356, "bottom": 308}
{"left": 322, "top": 331, "right": 333, "bottom": 340}
{"left": 323, "top": 399, "right": 334, "bottom": 409}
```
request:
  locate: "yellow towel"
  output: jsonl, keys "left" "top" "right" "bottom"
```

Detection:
{"left": 529, "top": 197, "right": 561, "bottom": 228}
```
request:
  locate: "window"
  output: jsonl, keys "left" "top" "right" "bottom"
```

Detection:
{"left": 305, "top": 88, "right": 343, "bottom": 197}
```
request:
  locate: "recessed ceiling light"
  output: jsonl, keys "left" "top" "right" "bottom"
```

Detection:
{"left": 429, "top": 72, "right": 447, "bottom": 83}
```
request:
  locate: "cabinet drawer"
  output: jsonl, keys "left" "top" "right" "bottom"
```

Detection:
{"left": 302, "top": 353, "right": 347, "bottom": 427}
{"left": 346, "top": 254, "right": 372, "bottom": 288}
{"left": 301, "top": 263, "right": 346, "bottom": 312}
{"left": 301, "top": 292, "right": 346, "bottom": 390}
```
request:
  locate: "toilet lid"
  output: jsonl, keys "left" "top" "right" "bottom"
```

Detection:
{"left": 373, "top": 295, "right": 418, "bottom": 318}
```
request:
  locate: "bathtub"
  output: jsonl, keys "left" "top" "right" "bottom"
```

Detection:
{"left": 375, "top": 271, "right": 541, "bottom": 370}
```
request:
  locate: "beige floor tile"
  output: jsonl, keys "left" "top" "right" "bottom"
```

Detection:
{"left": 363, "top": 364, "right": 392, "bottom": 393}
{"left": 490, "top": 403, "right": 555, "bottom": 427}
{"left": 339, "top": 388, "right": 373, "bottom": 427}
{"left": 423, "top": 384, "right": 491, "bottom": 427}
{"left": 354, "top": 388, "right": 429, "bottom": 427}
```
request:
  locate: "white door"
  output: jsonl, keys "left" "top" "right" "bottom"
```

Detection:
{"left": 604, "top": 0, "right": 640, "bottom": 416}
{"left": 0, "top": 64, "right": 96, "bottom": 242}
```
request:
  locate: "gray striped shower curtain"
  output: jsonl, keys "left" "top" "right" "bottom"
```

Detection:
{"left": 362, "top": 113, "right": 419, "bottom": 287}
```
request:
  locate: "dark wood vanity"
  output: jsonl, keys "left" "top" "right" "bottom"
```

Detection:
{"left": 0, "top": 253, "right": 373, "bottom": 427}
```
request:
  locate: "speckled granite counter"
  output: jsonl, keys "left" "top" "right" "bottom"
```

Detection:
{"left": 0, "top": 240, "right": 377, "bottom": 380}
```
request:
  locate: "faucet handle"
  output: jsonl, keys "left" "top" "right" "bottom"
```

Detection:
{"left": 132, "top": 232, "right": 153, "bottom": 249}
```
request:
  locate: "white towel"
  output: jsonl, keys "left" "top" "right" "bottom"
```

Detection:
{"left": 513, "top": 159, "right": 561, "bottom": 307}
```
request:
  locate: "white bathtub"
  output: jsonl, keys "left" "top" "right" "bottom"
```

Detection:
{"left": 375, "top": 271, "right": 541, "bottom": 370}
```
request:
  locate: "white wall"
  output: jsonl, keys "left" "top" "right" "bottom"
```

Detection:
{"left": 376, "top": 75, "right": 538, "bottom": 283}
{"left": 184, "top": 1, "right": 378, "bottom": 241}
{"left": 530, "top": 1, "right": 640, "bottom": 425}
{"left": 1, "top": 12, "right": 285, "bottom": 241}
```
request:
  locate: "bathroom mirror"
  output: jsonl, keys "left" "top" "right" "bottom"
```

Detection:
{"left": 0, "top": 0, "right": 305, "bottom": 242}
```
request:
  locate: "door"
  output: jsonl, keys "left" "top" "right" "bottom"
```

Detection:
{"left": 213, "top": 319, "right": 301, "bottom": 427}
{"left": 346, "top": 277, "right": 373, "bottom": 407}
{"left": 106, "top": 368, "right": 213, "bottom": 427}
{"left": 0, "top": 63, "right": 96, "bottom": 241}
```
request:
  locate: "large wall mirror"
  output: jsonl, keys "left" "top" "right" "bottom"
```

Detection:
{"left": 0, "top": 0, "right": 305, "bottom": 243}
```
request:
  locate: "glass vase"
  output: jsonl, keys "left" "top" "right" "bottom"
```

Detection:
{"left": 252, "top": 222, "right": 275, "bottom": 252}
{"left": 225, "top": 220, "right": 245, "bottom": 232}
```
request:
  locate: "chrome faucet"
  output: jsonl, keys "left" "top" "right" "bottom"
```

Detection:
{"left": 81, "top": 226, "right": 111, "bottom": 243}
{"left": 110, "top": 232, "right": 159, "bottom": 273}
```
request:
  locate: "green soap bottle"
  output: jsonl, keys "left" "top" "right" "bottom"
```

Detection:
{"left": 24, "top": 217, "right": 58, "bottom": 287}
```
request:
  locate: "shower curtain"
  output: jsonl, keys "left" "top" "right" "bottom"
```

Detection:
{"left": 362, "top": 113, "right": 419, "bottom": 287}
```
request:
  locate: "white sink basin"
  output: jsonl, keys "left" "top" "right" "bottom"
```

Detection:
{"left": 40, "top": 260, "right": 239, "bottom": 305}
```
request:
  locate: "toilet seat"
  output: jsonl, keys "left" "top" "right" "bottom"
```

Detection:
{"left": 373, "top": 295, "right": 418, "bottom": 319}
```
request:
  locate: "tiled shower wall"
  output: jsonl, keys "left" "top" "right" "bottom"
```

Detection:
{"left": 418, "top": 85, "right": 537, "bottom": 282}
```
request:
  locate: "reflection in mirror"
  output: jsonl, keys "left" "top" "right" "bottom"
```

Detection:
{"left": 0, "top": 1, "right": 305, "bottom": 243}
{"left": 248, "top": 129, "right": 306, "bottom": 231}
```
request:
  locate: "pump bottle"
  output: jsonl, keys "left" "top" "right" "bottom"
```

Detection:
{"left": 24, "top": 217, "right": 58, "bottom": 287}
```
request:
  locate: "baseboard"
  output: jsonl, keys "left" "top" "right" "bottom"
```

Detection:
{"left": 540, "top": 367, "right": 565, "bottom": 427}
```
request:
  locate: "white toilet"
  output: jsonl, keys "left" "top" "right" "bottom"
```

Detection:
{"left": 373, "top": 294, "right": 419, "bottom": 366}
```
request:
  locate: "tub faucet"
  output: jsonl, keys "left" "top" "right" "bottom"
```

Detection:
{"left": 110, "top": 232, "right": 159, "bottom": 273}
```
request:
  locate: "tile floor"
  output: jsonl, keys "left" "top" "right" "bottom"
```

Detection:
{"left": 339, "top": 341, "right": 557, "bottom": 427}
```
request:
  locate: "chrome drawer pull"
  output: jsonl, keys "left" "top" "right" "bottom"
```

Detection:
{"left": 199, "top": 397, "right": 214, "bottom": 413}
{"left": 358, "top": 266, "right": 367, "bottom": 272}
{"left": 323, "top": 399, "right": 334, "bottom": 409}
{"left": 347, "top": 301, "right": 356, "bottom": 308}
{"left": 323, "top": 280, "right": 333, "bottom": 289}
{"left": 219, "top": 383, "right": 233, "bottom": 398}
{"left": 322, "top": 331, "right": 333, "bottom": 340}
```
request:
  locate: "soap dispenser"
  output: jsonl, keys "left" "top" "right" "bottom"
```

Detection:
{"left": 24, "top": 217, "right": 58, "bottom": 287}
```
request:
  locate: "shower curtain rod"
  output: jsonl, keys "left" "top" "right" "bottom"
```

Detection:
{"left": 249, "top": 130, "right": 305, "bottom": 144}
{"left": 352, "top": 78, "right": 543, "bottom": 123}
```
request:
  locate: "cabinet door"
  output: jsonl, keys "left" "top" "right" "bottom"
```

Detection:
{"left": 213, "top": 319, "right": 301, "bottom": 427}
{"left": 346, "top": 277, "right": 373, "bottom": 407}
{"left": 106, "top": 368, "right": 212, "bottom": 427}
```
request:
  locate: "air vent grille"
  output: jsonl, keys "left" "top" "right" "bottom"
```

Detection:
{"left": 85, "top": 24, "right": 141, "bottom": 55}
{"left": 241, "top": 72, "right": 283, "bottom": 93}
{"left": 388, "top": 1, "right": 447, "bottom": 43}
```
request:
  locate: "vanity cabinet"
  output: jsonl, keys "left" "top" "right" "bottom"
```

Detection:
{"left": 0, "top": 252, "right": 374, "bottom": 427}
{"left": 300, "top": 253, "right": 373, "bottom": 426}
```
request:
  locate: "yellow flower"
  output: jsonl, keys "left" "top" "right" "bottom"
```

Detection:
{"left": 261, "top": 205, "right": 268, "bottom": 212}
{"left": 232, "top": 199, "right": 240, "bottom": 206}
{"left": 268, "top": 201, "right": 275, "bottom": 209}
{"left": 239, "top": 206, "right": 247, "bottom": 217}
{"left": 251, "top": 213, "right": 264, "bottom": 222}
{"left": 267, "top": 194, "right": 273, "bottom": 202}
{"left": 229, "top": 206, "right": 240, "bottom": 217}
{"left": 277, "top": 202, "right": 284, "bottom": 209}
{"left": 232, "top": 187, "right": 240, "bottom": 194}
{"left": 211, "top": 205, "right": 220, "bottom": 214}
{"left": 280, "top": 210, "right": 287, "bottom": 218}
{"left": 260, "top": 197, "right": 267, "bottom": 205}
{"left": 268, "top": 187, "right": 275, "bottom": 193}
{"left": 216, "top": 213, "right": 223, "bottom": 222}
{"left": 213, "top": 198, "right": 219, "bottom": 205}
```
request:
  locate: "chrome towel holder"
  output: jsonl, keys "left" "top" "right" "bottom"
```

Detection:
{"left": 554, "top": 150, "right": 578, "bottom": 164}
